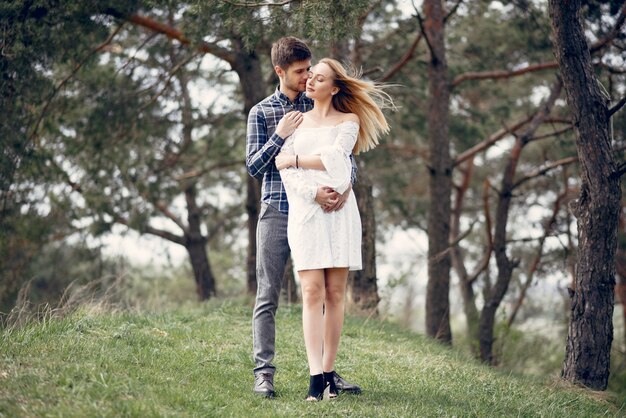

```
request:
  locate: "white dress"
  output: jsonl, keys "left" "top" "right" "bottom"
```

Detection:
{"left": 279, "top": 121, "right": 362, "bottom": 271}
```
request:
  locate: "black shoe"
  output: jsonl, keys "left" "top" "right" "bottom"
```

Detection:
{"left": 253, "top": 372, "right": 275, "bottom": 398}
{"left": 323, "top": 371, "right": 338, "bottom": 399}
{"left": 305, "top": 373, "right": 325, "bottom": 401}
{"left": 332, "top": 371, "right": 361, "bottom": 395}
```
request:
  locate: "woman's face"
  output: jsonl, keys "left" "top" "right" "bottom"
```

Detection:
{"left": 305, "top": 62, "right": 338, "bottom": 100}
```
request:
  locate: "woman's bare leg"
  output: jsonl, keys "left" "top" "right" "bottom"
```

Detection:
{"left": 322, "top": 267, "right": 349, "bottom": 373}
{"left": 299, "top": 269, "right": 326, "bottom": 375}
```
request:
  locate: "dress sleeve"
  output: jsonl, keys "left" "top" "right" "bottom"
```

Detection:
{"left": 278, "top": 134, "right": 318, "bottom": 202}
{"left": 318, "top": 121, "right": 359, "bottom": 194}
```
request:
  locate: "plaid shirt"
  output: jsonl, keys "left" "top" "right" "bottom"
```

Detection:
{"left": 246, "top": 87, "right": 356, "bottom": 214}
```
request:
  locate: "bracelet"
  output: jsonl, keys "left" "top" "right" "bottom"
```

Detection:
{"left": 296, "top": 155, "right": 299, "bottom": 169}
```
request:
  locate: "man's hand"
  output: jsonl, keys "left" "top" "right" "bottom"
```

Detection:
{"left": 315, "top": 186, "right": 339, "bottom": 213}
{"left": 326, "top": 184, "right": 351, "bottom": 212}
{"left": 275, "top": 111, "right": 303, "bottom": 139}
{"left": 315, "top": 185, "right": 351, "bottom": 213}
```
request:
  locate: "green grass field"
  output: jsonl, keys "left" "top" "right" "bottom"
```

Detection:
{"left": 1, "top": 300, "right": 623, "bottom": 417}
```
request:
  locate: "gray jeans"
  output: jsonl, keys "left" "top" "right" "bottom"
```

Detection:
{"left": 252, "top": 203, "right": 290, "bottom": 375}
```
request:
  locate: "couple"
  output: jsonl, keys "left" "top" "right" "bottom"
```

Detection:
{"left": 246, "top": 36, "right": 391, "bottom": 401}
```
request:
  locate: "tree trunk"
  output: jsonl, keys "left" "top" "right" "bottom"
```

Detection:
{"left": 450, "top": 159, "right": 479, "bottom": 347}
{"left": 478, "top": 80, "right": 561, "bottom": 364}
{"left": 282, "top": 255, "right": 299, "bottom": 304}
{"left": 174, "top": 53, "right": 217, "bottom": 301}
{"left": 349, "top": 167, "right": 380, "bottom": 311}
{"left": 186, "top": 235, "right": 216, "bottom": 300}
{"left": 424, "top": 0, "right": 452, "bottom": 344}
{"left": 184, "top": 184, "right": 216, "bottom": 299}
{"left": 550, "top": 0, "right": 621, "bottom": 390}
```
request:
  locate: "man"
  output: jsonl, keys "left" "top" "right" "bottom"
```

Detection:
{"left": 246, "top": 36, "right": 361, "bottom": 398}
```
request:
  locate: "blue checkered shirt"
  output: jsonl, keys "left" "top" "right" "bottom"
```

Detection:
{"left": 246, "top": 88, "right": 357, "bottom": 214}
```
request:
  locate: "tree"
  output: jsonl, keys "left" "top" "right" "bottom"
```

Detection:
{"left": 0, "top": 0, "right": 139, "bottom": 307}
{"left": 549, "top": 0, "right": 624, "bottom": 390}
{"left": 423, "top": 0, "right": 453, "bottom": 344}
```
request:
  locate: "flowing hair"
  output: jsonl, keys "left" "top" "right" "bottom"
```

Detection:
{"left": 320, "top": 58, "right": 394, "bottom": 154}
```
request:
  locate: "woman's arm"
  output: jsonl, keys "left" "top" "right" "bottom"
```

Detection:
{"left": 275, "top": 154, "right": 325, "bottom": 170}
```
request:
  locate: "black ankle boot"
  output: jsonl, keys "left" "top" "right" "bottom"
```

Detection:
{"left": 323, "top": 371, "right": 338, "bottom": 398}
{"left": 305, "top": 373, "right": 325, "bottom": 401}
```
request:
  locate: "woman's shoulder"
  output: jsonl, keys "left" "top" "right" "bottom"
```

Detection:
{"left": 340, "top": 113, "right": 360, "bottom": 124}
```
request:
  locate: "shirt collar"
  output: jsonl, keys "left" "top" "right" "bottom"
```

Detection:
{"left": 273, "top": 86, "right": 306, "bottom": 106}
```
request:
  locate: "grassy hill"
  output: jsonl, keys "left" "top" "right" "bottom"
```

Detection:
{"left": 1, "top": 300, "right": 623, "bottom": 417}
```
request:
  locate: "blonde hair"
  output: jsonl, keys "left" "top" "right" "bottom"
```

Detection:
{"left": 320, "top": 58, "right": 394, "bottom": 154}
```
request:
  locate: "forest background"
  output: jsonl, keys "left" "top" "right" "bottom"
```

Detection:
{"left": 2, "top": 0, "right": 626, "bottom": 398}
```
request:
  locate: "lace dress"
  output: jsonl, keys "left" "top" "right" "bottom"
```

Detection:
{"left": 278, "top": 121, "right": 362, "bottom": 271}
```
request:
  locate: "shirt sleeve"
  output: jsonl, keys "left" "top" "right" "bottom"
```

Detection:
{"left": 277, "top": 135, "right": 318, "bottom": 202}
{"left": 318, "top": 121, "right": 359, "bottom": 194}
{"left": 349, "top": 154, "right": 358, "bottom": 185}
{"left": 246, "top": 106, "right": 286, "bottom": 180}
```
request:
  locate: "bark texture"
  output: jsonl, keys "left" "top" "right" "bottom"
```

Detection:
{"left": 184, "top": 184, "right": 216, "bottom": 299}
{"left": 424, "top": 0, "right": 452, "bottom": 344}
{"left": 550, "top": 0, "right": 621, "bottom": 390}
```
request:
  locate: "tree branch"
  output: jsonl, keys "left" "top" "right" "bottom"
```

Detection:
{"left": 122, "top": 13, "right": 237, "bottom": 65}
{"left": 223, "top": 0, "right": 294, "bottom": 7}
{"left": 589, "top": 2, "right": 626, "bottom": 54}
{"left": 378, "top": 32, "right": 424, "bottom": 82}
{"left": 454, "top": 115, "right": 534, "bottom": 166}
{"left": 444, "top": 0, "right": 463, "bottom": 22}
{"left": 115, "top": 216, "right": 186, "bottom": 245}
{"left": 351, "top": 0, "right": 384, "bottom": 67}
{"left": 518, "top": 78, "right": 563, "bottom": 143}
{"left": 612, "top": 162, "right": 626, "bottom": 180}
{"left": 412, "top": 1, "right": 437, "bottom": 63}
{"left": 609, "top": 95, "right": 626, "bottom": 116}
{"left": 513, "top": 156, "right": 578, "bottom": 189}
{"left": 154, "top": 201, "right": 188, "bottom": 234}
{"left": 508, "top": 187, "right": 568, "bottom": 327}
{"left": 452, "top": 61, "right": 558, "bottom": 87}
{"left": 452, "top": 2, "right": 626, "bottom": 89}
{"left": 528, "top": 126, "right": 573, "bottom": 142}
{"left": 468, "top": 179, "right": 494, "bottom": 285}
{"left": 429, "top": 221, "right": 477, "bottom": 264}
{"left": 29, "top": 24, "right": 125, "bottom": 143}
{"left": 140, "top": 50, "right": 202, "bottom": 115}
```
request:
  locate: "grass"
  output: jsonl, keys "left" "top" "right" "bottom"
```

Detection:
{"left": 1, "top": 300, "right": 624, "bottom": 417}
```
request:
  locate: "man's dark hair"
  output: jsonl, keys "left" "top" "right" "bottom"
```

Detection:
{"left": 271, "top": 37, "right": 312, "bottom": 70}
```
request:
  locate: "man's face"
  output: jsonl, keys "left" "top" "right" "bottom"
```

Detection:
{"left": 277, "top": 59, "right": 311, "bottom": 94}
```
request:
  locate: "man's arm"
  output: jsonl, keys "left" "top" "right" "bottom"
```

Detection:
{"left": 246, "top": 109, "right": 304, "bottom": 179}
{"left": 246, "top": 107, "right": 285, "bottom": 180}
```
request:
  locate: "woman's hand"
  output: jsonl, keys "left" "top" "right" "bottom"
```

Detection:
{"left": 275, "top": 154, "right": 296, "bottom": 170}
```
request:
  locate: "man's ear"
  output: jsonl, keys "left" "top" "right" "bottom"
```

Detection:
{"left": 274, "top": 65, "right": 285, "bottom": 78}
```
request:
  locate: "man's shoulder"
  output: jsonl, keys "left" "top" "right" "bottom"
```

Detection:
{"left": 251, "top": 93, "right": 280, "bottom": 113}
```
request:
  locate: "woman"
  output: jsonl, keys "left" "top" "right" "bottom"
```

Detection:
{"left": 275, "top": 58, "right": 392, "bottom": 401}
